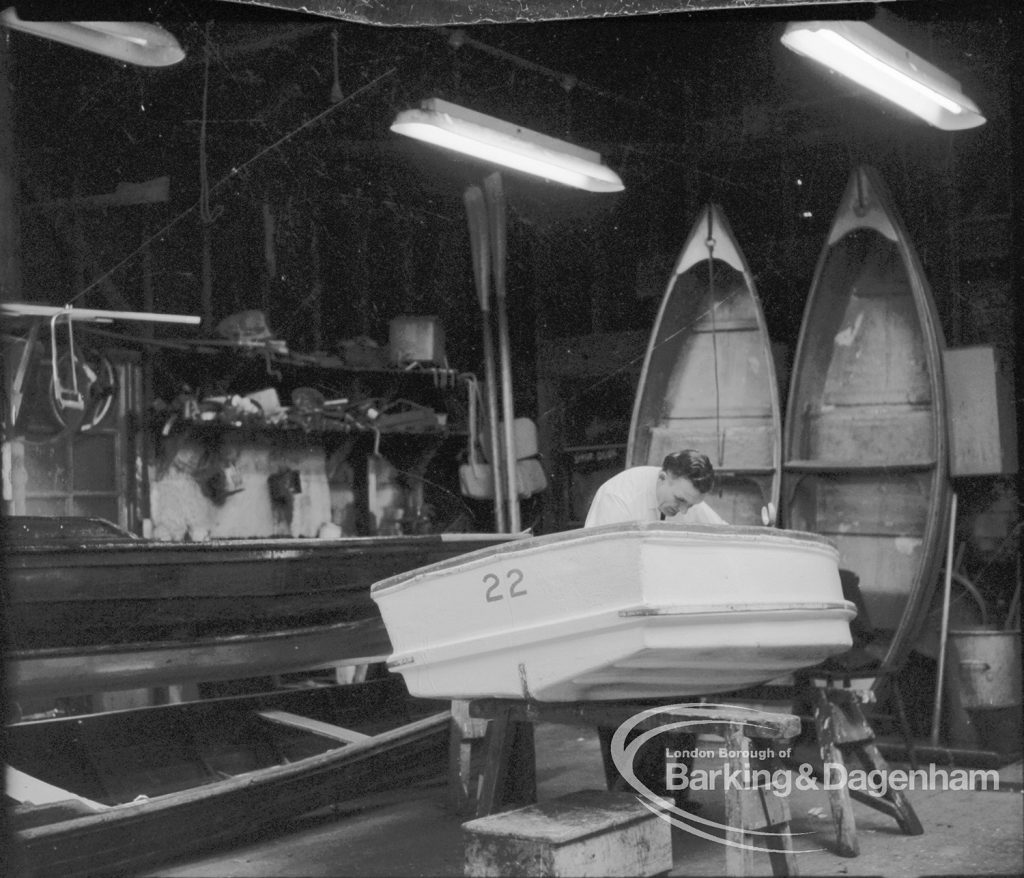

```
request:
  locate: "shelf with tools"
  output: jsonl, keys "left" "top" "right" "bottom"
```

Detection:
{"left": 144, "top": 341, "right": 481, "bottom": 538}
{"left": 149, "top": 339, "right": 469, "bottom": 438}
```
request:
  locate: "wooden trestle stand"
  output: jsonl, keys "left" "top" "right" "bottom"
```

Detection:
{"left": 451, "top": 698, "right": 803, "bottom": 877}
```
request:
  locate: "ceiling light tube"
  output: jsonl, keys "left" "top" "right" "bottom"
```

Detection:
{"left": 781, "top": 20, "right": 985, "bottom": 130}
{"left": 391, "top": 98, "right": 624, "bottom": 192}
{"left": 1, "top": 7, "right": 185, "bottom": 67}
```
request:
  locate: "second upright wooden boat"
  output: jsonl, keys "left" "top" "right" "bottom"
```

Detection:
{"left": 628, "top": 203, "right": 781, "bottom": 526}
{"left": 782, "top": 165, "right": 951, "bottom": 677}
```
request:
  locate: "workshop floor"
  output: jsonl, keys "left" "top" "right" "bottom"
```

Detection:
{"left": 147, "top": 723, "right": 1022, "bottom": 877}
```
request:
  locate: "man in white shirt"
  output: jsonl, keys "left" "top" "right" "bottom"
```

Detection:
{"left": 585, "top": 449, "right": 726, "bottom": 527}
{"left": 585, "top": 448, "right": 725, "bottom": 810}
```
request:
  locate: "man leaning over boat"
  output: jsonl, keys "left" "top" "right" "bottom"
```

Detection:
{"left": 584, "top": 449, "right": 728, "bottom": 808}
{"left": 585, "top": 448, "right": 726, "bottom": 527}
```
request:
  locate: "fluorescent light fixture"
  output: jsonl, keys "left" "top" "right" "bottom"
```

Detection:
{"left": 391, "top": 98, "right": 624, "bottom": 192}
{"left": 781, "top": 20, "right": 985, "bottom": 130}
{"left": 1, "top": 7, "right": 185, "bottom": 67}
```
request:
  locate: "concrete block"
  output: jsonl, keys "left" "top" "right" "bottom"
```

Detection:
{"left": 463, "top": 789, "right": 672, "bottom": 877}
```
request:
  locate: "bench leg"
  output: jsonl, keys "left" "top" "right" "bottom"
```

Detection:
{"left": 812, "top": 686, "right": 926, "bottom": 857}
{"left": 722, "top": 726, "right": 799, "bottom": 877}
{"left": 812, "top": 687, "right": 860, "bottom": 857}
{"left": 448, "top": 700, "right": 489, "bottom": 817}
{"left": 474, "top": 707, "right": 536, "bottom": 818}
{"left": 849, "top": 740, "right": 924, "bottom": 836}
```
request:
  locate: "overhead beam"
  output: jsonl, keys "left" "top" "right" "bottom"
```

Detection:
{"left": 218, "top": 0, "right": 904, "bottom": 28}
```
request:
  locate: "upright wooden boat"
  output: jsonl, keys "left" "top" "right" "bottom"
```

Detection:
{"left": 3, "top": 516, "right": 517, "bottom": 697}
{"left": 5, "top": 676, "right": 449, "bottom": 878}
{"left": 373, "top": 522, "right": 855, "bottom": 702}
{"left": 628, "top": 203, "right": 781, "bottom": 525}
{"left": 782, "top": 165, "right": 951, "bottom": 677}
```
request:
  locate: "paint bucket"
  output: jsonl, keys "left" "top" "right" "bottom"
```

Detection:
{"left": 949, "top": 627, "right": 1022, "bottom": 753}
{"left": 950, "top": 627, "right": 1021, "bottom": 709}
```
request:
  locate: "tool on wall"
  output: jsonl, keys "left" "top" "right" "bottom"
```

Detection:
{"left": 47, "top": 314, "right": 119, "bottom": 433}
{"left": 49, "top": 308, "right": 85, "bottom": 414}
{"left": 3, "top": 301, "right": 200, "bottom": 436}
{"left": 5, "top": 321, "right": 41, "bottom": 429}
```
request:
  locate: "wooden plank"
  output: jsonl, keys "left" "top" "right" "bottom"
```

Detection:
{"left": 784, "top": 460, "right": 934, "bottom": 472}
{"left": 4, "top": 766, "right": 106, "bottom": 811}
{"left": 257, "top": 710, "right": 370, "bottom": 744}
{"left": 469, "top": 699, "right": 800, "bottom": 741}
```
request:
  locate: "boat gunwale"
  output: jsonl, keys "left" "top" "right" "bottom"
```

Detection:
{"left": 370, "top": 523, "right": 839, "bottom": 597}
{"left": 4, "top": 531, "right": 519, "bottom": 563}
{"left": 5, "top": 618, "right": 391, "bottom": 699}
{"left": 6, "top": 617, "right": 379, "bottom": 662}
{"left": 9, "top": 709, "right": 450, "bottom": 875}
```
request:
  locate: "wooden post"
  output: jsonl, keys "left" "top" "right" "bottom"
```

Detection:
{"left": 138, "top": 243, "right": 155, "bottom": 533}
{"left": 0, "top": 37, "right": 22, "bottom": 302}
{"left": 448, "top": 699, "right": 489, "bottom": 816}
{"left": 308, "top": 219, "right": 322, "bottom": 351}
{"left": 201, "top": 219, "right": 214, "bottom": 327}
{"left": 262, "top": 200, "right": 276, "bottom": 316}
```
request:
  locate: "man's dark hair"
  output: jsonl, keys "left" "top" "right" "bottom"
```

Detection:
{"left": 661, "top": 449, "right": 715, "bottom": 493}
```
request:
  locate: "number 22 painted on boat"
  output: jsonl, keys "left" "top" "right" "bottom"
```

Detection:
{"left": 484, "top": 569, "right": 526, "bottom": 602}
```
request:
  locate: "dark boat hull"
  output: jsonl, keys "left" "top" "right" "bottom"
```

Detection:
{"left": 3, "top": 517, "right": 516, "bottom": 696}
{"left": 781, "top": 165, "right": 951, "bottom": 677}
{"left": 6, "top": 677, "right": 450, "bottom": 877}
{"left": 628, "top": 203, "right": 781, "bottom": 526}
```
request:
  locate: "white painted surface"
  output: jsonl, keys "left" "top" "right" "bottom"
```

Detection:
{"left": 373, "top": 523, "right": 855, "bottom": 701}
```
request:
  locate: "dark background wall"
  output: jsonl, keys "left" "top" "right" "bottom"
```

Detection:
{"left": 2, "top": 1, "right": 1019, "bottom": 573}
{"left": 5, "top": 2, "right": 1016, "bottom": 362}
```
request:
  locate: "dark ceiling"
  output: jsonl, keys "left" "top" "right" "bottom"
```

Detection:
{"left": 215, "top": 0, "right": 909, "bottom": 27}
{"left": 4, "top": 0, "right": 1018, "bottom": 366}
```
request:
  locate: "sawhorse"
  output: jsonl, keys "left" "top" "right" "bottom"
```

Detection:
{"left": 451, "top": 698, "right": 803, "bottom": 877}
{"left": 732, "top": 674, "right": 924, "bottom": 858}
{"left": 809, "top": 684, "right": 924, "bottom": 856}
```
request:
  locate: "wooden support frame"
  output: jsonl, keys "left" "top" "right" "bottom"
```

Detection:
{"left": 810, "top": 686, "right": 924, "bottom": 857}
{"left": 457, "top": 698, "right": 802, "bottom": 877}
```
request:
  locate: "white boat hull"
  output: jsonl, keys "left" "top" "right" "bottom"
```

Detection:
{"left": 372, "top": 523, "right": 855, "bottom": 701}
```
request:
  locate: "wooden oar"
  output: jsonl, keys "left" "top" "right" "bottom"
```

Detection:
{"left": 463, "top": 185, "right": 507, "bottom": 532}
{"left": 484, "top": 172, "right": 521, "bottom": 533}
